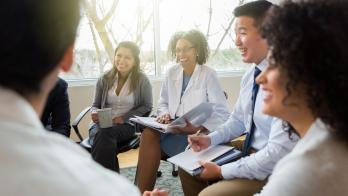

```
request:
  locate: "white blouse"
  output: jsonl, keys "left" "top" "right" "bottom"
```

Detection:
{"left": 257, "top": 119, "right": 348, "bottom": 195}
{"left": 105, "top": 75, "right": 135, "bottom": 118}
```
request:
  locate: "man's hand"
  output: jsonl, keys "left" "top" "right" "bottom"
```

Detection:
{"left": 198, "top": 161, "right": 223, "bottom": 181}
{"left": 172, "top": 119, "right": 202, "bottom": 135}
{"left": 156, "top": 113, "right": 171, "bottom": 124}
{"left": 143, "top": 188, "right": 168, "bottom": 196}
{"left": 188, "top": 134, "right": 211, "bottom": 152}
{"left": 91, "top": 111, "right": 99, "bottom": 123}
{"left": 113, "top": 116, "right": 124, "bottom": 124}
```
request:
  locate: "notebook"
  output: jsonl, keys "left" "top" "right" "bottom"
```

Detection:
{"left": 167, "top": 145, "right": 241, "bottom": 176}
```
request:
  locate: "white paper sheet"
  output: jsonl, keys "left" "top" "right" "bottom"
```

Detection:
{"left": 130, "top": 102, "right": 214, "bottom": 133}
{"left": 167, "top": 145, "right": 234, "bottom": 171}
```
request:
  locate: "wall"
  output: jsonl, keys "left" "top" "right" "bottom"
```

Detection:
{"left": 68, "top": 75, "right": 242, "bottom": 141}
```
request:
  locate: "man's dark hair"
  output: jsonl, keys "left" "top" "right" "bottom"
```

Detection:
{"left": 0, "top": 0, "right": 80, "bottom": 96}
{"left": 261, "top": 0, "right": 348, "bottom": 142}
{"left": 234, "top": 0, "right": 273, "bottom": 28}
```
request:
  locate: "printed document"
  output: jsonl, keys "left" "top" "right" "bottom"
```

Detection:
{"left": 130, "top": 102, "right": 214, "bottom": 133}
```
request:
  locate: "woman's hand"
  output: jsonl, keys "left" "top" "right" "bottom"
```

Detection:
{"left": 143, "top": 188, "right": 168, "bottom": 196}
{"left": 198, "top": 161, "right": 223, "bottom": 181}
{"left": 188, "top": 134, "right": 211, "bottom": 152}
{"left": 172, "top": 119, "right": 203, "bottom": 135}
{"left": 91, "top": 111, "right": 99, "bottom": 123}
{"left": 156, "top": 113, "right": 171, "bottom": 124}
{"left": 113, "top": 116, "right": 124, "bottom": 124}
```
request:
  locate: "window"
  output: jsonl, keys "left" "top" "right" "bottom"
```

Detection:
{"left": 61, "top": 0, "right": 248, "bottom": 80}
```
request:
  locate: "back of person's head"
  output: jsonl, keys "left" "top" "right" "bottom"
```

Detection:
{"left": 168, "top": 29, "right": 210, "bottom": 65}
{"left": 0, "top": 0, "right": 80, "bottom": 96}
{"left": 234, "top": 0, "right": 273, "bottom": 28}
{"left": 261, "top": 0, "right": 348, "bottom": 141}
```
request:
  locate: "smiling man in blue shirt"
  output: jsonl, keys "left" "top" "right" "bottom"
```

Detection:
{"left": 178, "top": 1, "right": 299, "bottom": 196}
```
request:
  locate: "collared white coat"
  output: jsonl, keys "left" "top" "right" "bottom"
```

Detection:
{"left": 157, "top": 64, "right": 230, "bottom": 131}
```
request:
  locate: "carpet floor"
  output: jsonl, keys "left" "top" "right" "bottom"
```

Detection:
{"left": 120, "top": 161, "right": 184, "bottom": 195}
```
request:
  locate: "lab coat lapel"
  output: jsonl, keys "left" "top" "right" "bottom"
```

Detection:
{"left": 171, "top": 66, "right": 183, "bottom": 116}
{"left": 182, "top": 64, "right": 200, "bottom": 97}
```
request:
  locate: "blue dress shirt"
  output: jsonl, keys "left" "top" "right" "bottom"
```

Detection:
{"left": 209, "top": 59, "right": 299, "bottom": 180}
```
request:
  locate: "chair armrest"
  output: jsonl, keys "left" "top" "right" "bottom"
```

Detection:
{"left": 72, "top": 106, "right": 91, "bottom": 142}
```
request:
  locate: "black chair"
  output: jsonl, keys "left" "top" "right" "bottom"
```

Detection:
{"left": 157, "top": 154, "right": 178, "bottom": 177}
{"left": 72, "top": 106, "right": 141, "bottom": 166}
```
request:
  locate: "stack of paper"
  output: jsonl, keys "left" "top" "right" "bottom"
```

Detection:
{"left": 167, "top": 145, "right": 241, "bottom": 176}
{"left": 129, "top": 116, "right": 169, "bottom": 133}
{"left": 130, "top": 102, "right": 214, "bottom": 133}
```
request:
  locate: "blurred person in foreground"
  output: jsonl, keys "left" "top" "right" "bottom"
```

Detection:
{"left": 256, "top": 0, "right": 348, "bottom": 195}
{"left": 0, "top": 0, "right": 139, "bottom": 195}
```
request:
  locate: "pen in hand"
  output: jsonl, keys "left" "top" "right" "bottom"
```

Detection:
{"left": 185, "top": 129, "right": 202, "bottom": 151}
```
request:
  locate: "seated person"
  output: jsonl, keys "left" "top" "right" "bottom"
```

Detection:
{"left": 136, "top": 29, "right": 230, "bottom": 193}
{"left": 178, "top": 1, "right": 298, "bottom": 196}
{"left": 41, "top": 77, "right": 71, "bottom": 137}
{"left": 89, "top": 41, "right": 153, "bottom": 173}
{"left": 256, "top": 0, "right": 348, "bottom": 195}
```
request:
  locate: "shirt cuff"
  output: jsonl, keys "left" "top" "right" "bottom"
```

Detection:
{"left": 220, "top": 162, "right": 239, "bottom": 179}
{"left": 209, "top": 131, "right": 222, "bottom": 146}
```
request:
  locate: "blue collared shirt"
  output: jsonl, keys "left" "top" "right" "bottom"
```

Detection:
{"left": 209, "top": 59, "right": 299, "bottom": 180}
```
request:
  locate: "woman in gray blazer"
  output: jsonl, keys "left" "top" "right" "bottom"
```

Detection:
{"left": 89, "top": 41, "right": 152, "bottom": 172}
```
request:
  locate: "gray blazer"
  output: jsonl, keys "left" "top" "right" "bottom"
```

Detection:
{"left": 91, "top": 72, "right": 153, "bottom": 122}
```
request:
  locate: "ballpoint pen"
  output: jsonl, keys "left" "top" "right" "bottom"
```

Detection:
{"left": 185, "top": 129, "right": 202, "bottom": 151}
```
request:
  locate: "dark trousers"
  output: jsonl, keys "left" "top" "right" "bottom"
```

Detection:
{"left": 91, "top": 123, "right": 135, "bottom": 172}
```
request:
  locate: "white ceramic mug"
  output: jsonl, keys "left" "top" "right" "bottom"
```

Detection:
{"left": 97, "top": 108, "right": 112, "bottom": 128}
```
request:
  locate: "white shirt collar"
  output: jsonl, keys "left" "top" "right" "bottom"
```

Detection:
{"left": 254, "top": 58, "right": 268, "bottom": 72}
{"left": 0, "top": 86, "right": 44, "bottom": 132}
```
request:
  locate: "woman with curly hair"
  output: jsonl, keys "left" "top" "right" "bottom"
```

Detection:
{"left": 136, "top": 29, "right": 230, "bottom": 193}
{"left": 256, "top": 0, "right": 348, "bottom": 195}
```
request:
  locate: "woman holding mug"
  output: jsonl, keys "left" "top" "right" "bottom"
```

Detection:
{"left": 89, "top": 41, "right": 153, "bottom": 172}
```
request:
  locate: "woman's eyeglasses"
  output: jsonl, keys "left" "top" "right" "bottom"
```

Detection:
{"left": 175, "top": 46, "right": 194, "bottom": 54}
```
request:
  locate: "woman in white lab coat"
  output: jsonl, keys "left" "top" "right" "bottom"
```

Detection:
{"left": 136, "top": 30, "right": 230, "bottom": 193}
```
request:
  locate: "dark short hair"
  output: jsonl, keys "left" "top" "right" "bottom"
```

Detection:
{"left": 234, "top": 0, "right": 273, "bottom": 28}
{"left": 0, "top": 0, "right": 80, "bottom": 96}
{"left": 261, "top": 0, "right": 348, "bottom": 142}
{"left": 168, "top": 29, "right": 210, "bottom": 65}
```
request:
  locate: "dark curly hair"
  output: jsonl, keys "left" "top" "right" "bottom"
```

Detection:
{"left": 261, "top": 0, "right": 348, "bottom": 142}
{"left": 168, "top": 29, "right": 210, "bottom": 65}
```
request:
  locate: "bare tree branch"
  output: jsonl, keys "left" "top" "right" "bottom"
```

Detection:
{"left": 87, "top": 16, "right": 105, "bottom": 74}
{"left": 213, "top": 0, "right": 245, "bottom": 56}
{"left": 83, "top": 0, "right": 117, "bottom": 62}
{"left": 135, "top": 12, "right": 153, "bottom": 46}
{"left": 206, "top": 0, "right": 212, "bottom": 38}
{"left": 101, "top": 0, "right": 119, "bottom": 25}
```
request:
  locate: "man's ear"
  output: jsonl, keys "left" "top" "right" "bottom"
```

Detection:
{"left": 59, "top": 45, "right": 74, "bottom": 72}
